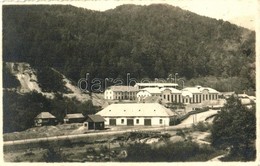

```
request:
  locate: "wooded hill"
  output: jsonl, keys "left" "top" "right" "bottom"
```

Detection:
{"left": 3, "top": 4, "right": 255, "bottom": 92}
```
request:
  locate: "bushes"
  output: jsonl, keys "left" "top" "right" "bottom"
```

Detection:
{"left": 192, "top": 122, "right": 211, "bottom": 132}
{"left": 176, "top": 129, "right": 185, "bottom": 138}
{"left": 211, "top": 96, "right": 256, "bottom": 161}
{"left": 123, "top": 141, "right": 219, "bottom": 162}
{"left": 36, "top": 67, "right": 67, "bottom": 93}
{"left": 3, "top": 5, "right": 255, "bottom": 92}
{"left": 3, "top": 63, "right": 20, "bottom": 88}
{"left": 3, "top": 90, "right": 98, "bottom": 133}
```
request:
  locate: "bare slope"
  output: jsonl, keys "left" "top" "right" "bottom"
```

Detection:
{"left": 4, "top": 62, "right": 106, "bottom": 106}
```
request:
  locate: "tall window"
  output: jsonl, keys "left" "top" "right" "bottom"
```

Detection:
{"left": 136, "top": 119, "right": 139, "bottom": 124}
{"left": 159, "top": 119, "right": 163, "bottom": 124}
{"left": 121, "top": 119, "right": 124, "bottom": 124}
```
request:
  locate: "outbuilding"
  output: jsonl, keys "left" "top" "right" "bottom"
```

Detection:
{"left": 34, "top": 112, "right": 58, "bottom": 127}
{"left": 104, "top": 86, "right": 138, "bottom": 100}
{"left": 64, "top": 113, "right": 85, "bottom": 123}
{"left": 85, "top": 115, "right": 105, "bottom": 130}
{"left": 96, "top": 103, "right": 177, "bottom": 126}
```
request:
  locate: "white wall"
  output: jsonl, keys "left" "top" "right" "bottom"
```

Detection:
{"left": 104, "top": 117, "right": 170, "bottom": 126}
{"left": 104, "top": 89, "right": 113, "bottom": 100}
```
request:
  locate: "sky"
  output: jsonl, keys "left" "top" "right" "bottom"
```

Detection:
{"left": 2, "top": 0, "right": 257, "bottom": 30}
{"left": 70, "top": 0, "right": 257, "bottom": 30}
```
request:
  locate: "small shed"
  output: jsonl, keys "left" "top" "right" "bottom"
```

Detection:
{"left": 85, "top": 115, "right": 105, "bottom": 130}
{"left": 64, "top": 113, "right": 85, "bottom": 123}
{"left": 34, "top": 112, "right": 58, "bottom": 127}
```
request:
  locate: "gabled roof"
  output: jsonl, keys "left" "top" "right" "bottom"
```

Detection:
{"left": 238, "top": 93, "right": 248, "bottom": 98}
{"left": 161, "top": 88, "right": 182, "bottom": 93}
{"left": 35, "top": 112, "right": 56, "bottom": 119}
{"left": 182, "top": 87, "right": 201, "bottom": 93}
{"left": 106, "top": 86, "right": 138, "bottom": 92}
{"left": 135, "top": 83, "right": 178, "bottom": 87}
{"left": 86, "top": 115, "right": 105, "bottom": 122}
{"left": 199, "top": 87, "right": 219, "bottom": 93}
{"left": 181, "top": 90, "right": 193, "bottom": 97}
{"left": 182, "top": 86, "right": 219, "bottom": 94}
{"left": 139, "top": 87, "right": 163, "bottom": 94}
{"left": 97, "top": 103, "right": 176, "bottom": 117}
{"left": 64, "top": 113, "right": 85, "bottom": 119}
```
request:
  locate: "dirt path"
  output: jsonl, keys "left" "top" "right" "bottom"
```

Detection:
{"left": 180, "top": 109, "right": 218, "bottom": 125}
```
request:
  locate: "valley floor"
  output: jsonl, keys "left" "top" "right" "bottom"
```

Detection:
{"left": 3, "top": 109, "right": 224, "bottom": 162}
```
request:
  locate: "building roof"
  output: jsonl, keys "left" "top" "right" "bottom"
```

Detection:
{"left": 238, "top": 93, "right": 249, "bottom": 98}
{"left": 139, "top": 87, "right": 163, "bottom": 94}
{"left": 64, "top": 113, "right": 85, "bottom": 119}
{"left": 96, "top": 103, "right": 176, "bottom": 117}
{"left": 106, "top": 86, "right": 138, "bottom": 92}
{"left": 182, "top": 87, "right": 201, "bottom": 93}
{"left": 182, "top": 86, "right": 219, "bottom": 94}
{"left": 199, "top": 87, "right": 219, "bottom": 93}
{"left": 35, "top": 112, "right": 56, "bottom": 119}
{"left": 161, "top": 88, "right": 182, "bottom": 93}
{"left": 181, "top": 90, "right": 193, "bottom": 97}
{"left": 86, "top": 115, "right": 105, "bottom": 122}
{"left": 240, "top": 98, "right": 252, "bottom": 105}
{"left": 248, "top": 96, "right": 256, "bottom": 101}
{"left": 135, "top": 83, "right": 178, "bottom": 88}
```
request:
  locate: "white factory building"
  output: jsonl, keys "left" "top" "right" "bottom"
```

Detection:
{"left": 134, "top": 82, "right": 178, "bottom": 89}
{"left": 104, "top": 86, "right": 138, "bottom": 100}
{"left": 96, "top": 103, "right": 177, "bottom": 126}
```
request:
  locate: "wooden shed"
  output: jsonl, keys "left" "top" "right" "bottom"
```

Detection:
{"left": 34, "top": 112, "right": 58, "bottom": 126}
{"left": 64, "top": 113, "right": 85, "bottom": 123}
{"left": 85, "top": 115, "right": 105, "bottom": 130}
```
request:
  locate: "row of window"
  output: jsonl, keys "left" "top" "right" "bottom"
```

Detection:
{"left": 116, "top": 96, "right": 136, "bottom": 100}
{"left": 120, "top": 119, "right": 163, "bottom": 124}
{"left": 114, "top": 92, "right": 137, "bottom": 95}
{"left": 162, "top": 94, "right": 219, "bottom": 103}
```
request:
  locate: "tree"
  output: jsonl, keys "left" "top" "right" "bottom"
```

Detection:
{"left": 36, "top": 67, "right": 66, "bottom": 93}
{"left": 43, "top": 146, "right": 63, "bottom": 162}
{"left": 211, "top": 96, "right": 256, "bottom": 161}
{"left": 3, "top": 5, "right": 255, "bottom": 91}
{"left": 3, "top": 63, "right": 20, "bottom": 88}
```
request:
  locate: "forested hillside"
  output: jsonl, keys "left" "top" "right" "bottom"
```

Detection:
{"left": 3, "top": 4, "right": 255, "bottom": 92}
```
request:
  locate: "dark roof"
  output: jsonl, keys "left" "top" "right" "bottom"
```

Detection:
{"left": 86, "top": 115, "right": 105, "bottom": 122}
{"left": 35, "top": 112, "right": 56, "bottom": 119}
{"left": 108, "top": 86, "right": 138, "bottom": 92}
{"left": 64, "top": 113, "right": 85, "bottom": 119}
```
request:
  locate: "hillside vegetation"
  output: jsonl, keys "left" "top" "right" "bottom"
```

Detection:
{"left": 3, "top": 4, "right": 255, "bottom": 92}
{"left": 3, "top": 90, "right": 99, "bottom": 133}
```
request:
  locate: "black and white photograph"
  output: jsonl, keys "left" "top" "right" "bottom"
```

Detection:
{"left": 1, "top": 0, "right": 258, "bottom": 163}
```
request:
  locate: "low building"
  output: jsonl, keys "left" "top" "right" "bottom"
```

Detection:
{"left": 34, "top": 112, "right": 58, "bottom": 127}
{"left": 96, "top": 103, "right": 177, "bottom": 126}
{"left": 64, "top": 113, "right": 85, "bottom": 123}
{"left": 134, "top": 83, "right": 178, "bottom": 89}
{"left": 161, "top": 88, "right": 182, "bottom": 103}
{"left": 237, "top": 93, "right": 256, "bottom": 104}
{"left": 137, "top": 87, "right": 163, "bottom": 101}
{"left": 181, "top": 86, "right": 219, "bottom": 104}
{"left": 85, "top": 115, "right": 105, "bottom": 130}
{"left": 104, "top": 86, "right": 138, "bottom": 100}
